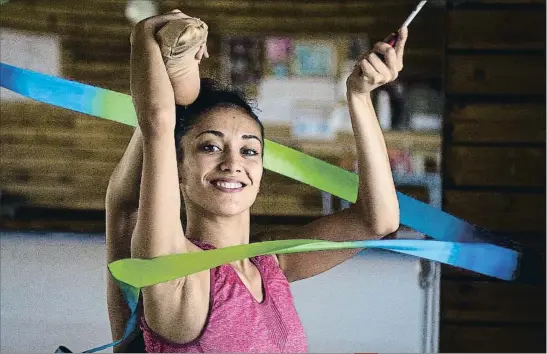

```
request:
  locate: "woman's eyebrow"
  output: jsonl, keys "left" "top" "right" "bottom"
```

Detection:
{"left": 196, "top": 130, "right": 262, "bottom": 146}
{"left": 242, "top": 134, "right": 263, "bottom": 146}
{"left": 196, "top": 130, "right": 223, "bottom": 139}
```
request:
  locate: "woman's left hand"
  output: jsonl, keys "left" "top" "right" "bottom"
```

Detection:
{"left": 346, "top": 27, "right": 408, "bottom": 97}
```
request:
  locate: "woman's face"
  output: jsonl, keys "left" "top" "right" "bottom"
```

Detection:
{"left": 179, "top": 106, "right": 264, "bottom": 217}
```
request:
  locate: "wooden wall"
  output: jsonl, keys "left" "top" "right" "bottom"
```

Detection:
{"left": 441, "top": 0, "right": 546, "bottom": 352}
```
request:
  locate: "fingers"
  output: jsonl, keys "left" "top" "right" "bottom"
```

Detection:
{"left": 356, "top": 43, "right": 397, "bottom": 85}
{"left": 358, "top": 58, "right": 382, "bottom": 85}
{"left": 394, "top": 27, "right": 408, "bottom": 69}
{"left": 373, "top": 42, "right": 399, "bottom": 79}
{"left": 349, "top": 31, "right": 407, "bottom": 93}
{"left": 367, "top": 53, "right": 391, "bottom": 81}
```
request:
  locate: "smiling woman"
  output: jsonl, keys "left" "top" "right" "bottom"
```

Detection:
{"left": 106, "top": 8, "right": 404, "bottom": 353}
{"left": 175, "top": 84, "right": 265, "bottom": 221}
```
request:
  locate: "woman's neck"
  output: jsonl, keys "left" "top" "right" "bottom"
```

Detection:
{"left": 184, "top": 207, "right": 251, "bottom": 248}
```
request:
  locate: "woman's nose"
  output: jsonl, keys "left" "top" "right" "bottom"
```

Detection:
{"left": 220, "top": 151, "right": 242, "bottom": 173}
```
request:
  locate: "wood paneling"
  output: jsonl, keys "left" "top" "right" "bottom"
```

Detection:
{"left": 252, "top": 171, "right": 323, "bottom": 216}
{"left": 444, "top": 191, "right": 545, "bottom": 233}
{"left": 445, "top": 146, "right": 545, "bottom": 187}
{"left": 447, "top": 102, "right": 546, "bottom": 143}
{"left": 1, "top": 166, "right": 112, "bottom": 189}
{"left": 337, "top": 130, "right": 441, "bottom": 153}
{"left": 442, "top": 1, "right": 545, "bottom": 352}
{"left": 441, "top": 324, "right": 546, "bottom": 353}
{"left": 2, "top": 184, "right": 107, "bottom": 210}
{"left": 446, "top": 54, "right": 546, "bottom": 95}
{"left": 1, "top": 145, "right": 125, "bottom": 163}
{"left": 447, "top": 9, "right": 545, "bottom": 50}
{"left": 442, "top": 281, "right": 545, "bottom": 323}
{"left": 0, "top": 103, "right": 134, "bottom": 137}
{"left": 1, "top": 130, "right": 128, "bottom": 150}
{"left": 0, "top": 103, "right": 127, "bottom": 210}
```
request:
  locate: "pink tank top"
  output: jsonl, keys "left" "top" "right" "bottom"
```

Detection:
{"left": 140, "top": 241, "right": 308, "bottom": 353}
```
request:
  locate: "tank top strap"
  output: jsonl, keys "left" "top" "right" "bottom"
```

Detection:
{"left": 188, "top": 239, "right": 216, "bottom": 250}
{"left": 251, "top": 253, "right": 281, "bottom": 280}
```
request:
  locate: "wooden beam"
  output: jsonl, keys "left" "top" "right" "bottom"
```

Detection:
{"left": 442, "top": 280, "right": 545, "bottom": 323}
{"left": 440, "top": 324, "right": 546, "bottom": 352}
{"left": 446, "top": 102, "right": 546, "bottom": 144}
{"left": 447, "top": 9, "right": 545, "bottom": 50}
{"left": 445, "top": 146, "right": 545, "bottom": 187}
{"left": 446, "top": 54, "right": 545, "bottom": 95}
{"left": 444, "top": 191, "right": 546, "bottom": 233}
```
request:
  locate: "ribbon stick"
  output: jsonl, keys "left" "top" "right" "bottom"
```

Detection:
{"left": 0, "top": 63, "right": 530, "bottom": 353}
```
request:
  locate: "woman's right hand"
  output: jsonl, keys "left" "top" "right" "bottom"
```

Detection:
{"left": 130, "top": 10, "right": 190, "bottom": 137}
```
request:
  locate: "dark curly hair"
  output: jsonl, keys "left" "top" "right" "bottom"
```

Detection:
{"left": 174, "top": 78, "right": 264, "bottom": 161}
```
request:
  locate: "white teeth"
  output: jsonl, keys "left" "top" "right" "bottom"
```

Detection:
{"left": 215, "top": 181, "right": 243, "bottom": 189}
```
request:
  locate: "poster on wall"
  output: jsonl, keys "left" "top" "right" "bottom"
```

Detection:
{"left": 292, "top": 39, "right": 336, "bottom": 77}
{"left": 264, "top": 37, "right": 293, "bottom": 78}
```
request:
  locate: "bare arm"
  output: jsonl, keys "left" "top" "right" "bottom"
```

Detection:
{"left": 106, "top": 11, "right": 208, "bottom": 350}
{"left": 105, "top": 14, "right": 184, "bottom": 347}
{"left": 129, "top": 11, "right": 187, "bottom": 256}
{"left": 270, "top": 29, "right": 407, "bottom": 282}
{"left": 127, "top": 10, "right": 221, "bottom": 344}
{"left": 127, "top": 13, "right": 189, "bottom": 338}
{"left": 106, "top": 128, "right": 143, "bottom": 352}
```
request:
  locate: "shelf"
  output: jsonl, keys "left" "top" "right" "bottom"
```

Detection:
{"left": 264, "top": 124, "right": 441, "bottom": 160}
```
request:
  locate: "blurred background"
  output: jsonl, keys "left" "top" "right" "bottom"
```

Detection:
{"left": 0, "top": 0, "right": 545, "bottom": 353}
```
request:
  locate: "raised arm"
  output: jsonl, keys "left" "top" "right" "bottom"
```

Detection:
{"left": 269, "top": 29, "right": 407, "bottom": 282}
{"left": 129, "top": 13, "right": 186, "bottom": 258}
{"left": 106, "top": 10, "right": 208, "bottom": 350}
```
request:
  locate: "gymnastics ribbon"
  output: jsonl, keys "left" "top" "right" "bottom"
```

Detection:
{"left": 0, "top": 63, "right": 529, "bottom": 353}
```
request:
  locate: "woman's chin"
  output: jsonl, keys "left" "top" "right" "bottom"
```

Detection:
{"left": 196, "top": 200, "right": 253, "bottom": 218}
{"left": 209, "top": 205, "right": 250, "bottom": 217}
{"left": 185, "top": 191, "right": 257, "bottom": 217}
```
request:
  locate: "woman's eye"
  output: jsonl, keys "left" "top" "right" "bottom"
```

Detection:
{"left": 242, "top": 148, "right": 259, "bottom": 156}
{"left": 202, "top": 144, "right": 221, "bottom": 153}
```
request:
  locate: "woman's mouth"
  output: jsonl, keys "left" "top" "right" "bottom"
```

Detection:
{"left": 211, "top": 179, "right": 246, "bottom": 192}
